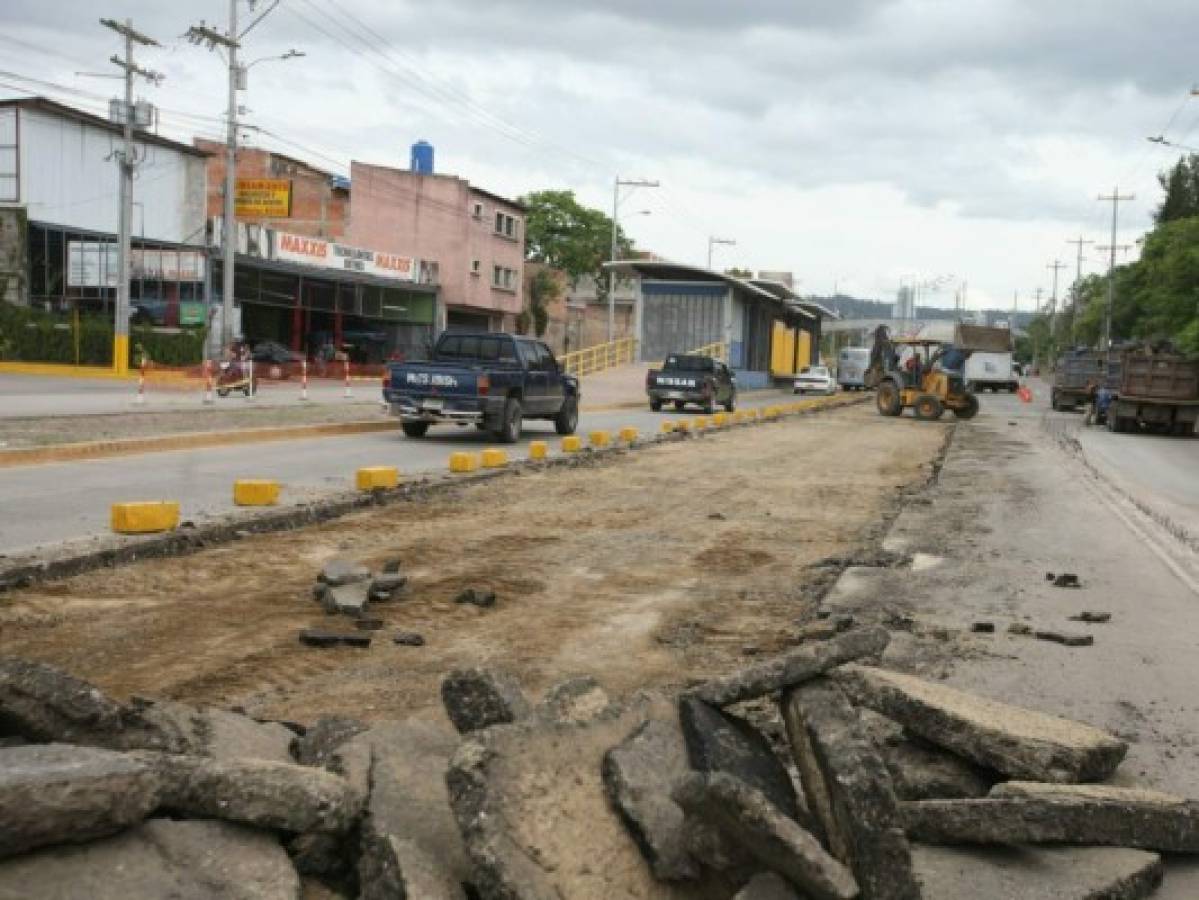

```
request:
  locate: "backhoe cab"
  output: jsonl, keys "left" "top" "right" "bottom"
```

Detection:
{"left": 863, "top": 326, "right": 979, "bottom": 421}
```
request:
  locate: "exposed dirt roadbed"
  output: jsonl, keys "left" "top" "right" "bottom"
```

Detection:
{"left": 0, "top": 404, "right": 949, "bottom": 725}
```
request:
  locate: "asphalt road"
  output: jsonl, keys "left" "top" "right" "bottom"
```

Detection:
{"left": 0, "top": 391, "right": 804, "bottom": 558}
{"left": 0, "top": 372, "right": 375, "bottom": 418}
{"left": 1037, "top": 379, "right": 1199, "bottom": 543}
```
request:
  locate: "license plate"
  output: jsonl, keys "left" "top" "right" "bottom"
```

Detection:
{"left": 666, "top": 392, "right": 685, "bottom": 400}
{"left": 422, "top": 399, "right": 444, "bottom": 412}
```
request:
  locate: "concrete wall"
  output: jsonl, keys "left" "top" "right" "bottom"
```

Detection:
{"left": 13, "top": 107, "right": 205, "bottom": 246}
{"left": 196, "top": 140, "right": 347, "bottom": 240}
{"left": 346, "top": 163, "right": 524, "bottom": 325}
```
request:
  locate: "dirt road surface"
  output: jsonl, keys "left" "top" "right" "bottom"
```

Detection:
{"left": 0, "top": 403, "right": 947, "bottom": 725}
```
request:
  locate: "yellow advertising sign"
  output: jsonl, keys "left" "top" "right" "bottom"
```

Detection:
{"left": 235, "top": 178, "right": 292, "bottom": 217}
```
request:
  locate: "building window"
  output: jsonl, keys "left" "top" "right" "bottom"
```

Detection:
{"left": 471, "top": 259, "right": 481, "bottom": 276}
{"left": 472, "top": 201, "right": 484, "bottom": 219}
{"left": 493, "top": 212, "right": 519, "bottom": 240}
{"left": 491, "top": 265, "right": 517, "bottom": 291}
{"left": 0, "top": 108, "right": 17, "bottom": 202}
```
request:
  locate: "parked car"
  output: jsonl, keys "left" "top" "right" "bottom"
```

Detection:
{"left": 646, "top": 354, "right": 736, "bottom": 413}
{"left": 794, "top": 365, "right": 836, "bottom": 395}
{"left": 383, "top": 332, "right": 579, "bottom": 442}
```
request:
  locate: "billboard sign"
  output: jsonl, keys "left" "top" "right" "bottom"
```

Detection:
{"left": 235, "top": 178, "right": 293, "bottom": 218}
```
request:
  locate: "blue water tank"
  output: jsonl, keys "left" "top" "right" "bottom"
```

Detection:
{"left": 410, "top": 141, "right": 434, "bottom": 175}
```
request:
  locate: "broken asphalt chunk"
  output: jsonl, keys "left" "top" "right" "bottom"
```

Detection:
{"left": 835, "top": 665, "right": 1126, "bottom": 783}
{"left": 1033, "top": 629, "right": 1093, "bottom": 647}
{"left": 782, "top": 680, "right": 920, "bottom": 900}
{"left": 318, "top": 558, "right": 371, "bottom": 586}
{"left": 689, "top": 627, "right": 889, "bottom": 708}
{"left": 672, "top": 772, "right": 859, "bottom": 900}
{"left": 454, "top": 587, "right": 497, "bottom": 608}
{"left": 440, "top": 668, "right": 530, "bottom": 735}
{"left": 1070, "top": 611, "right": 1112, "bottom": 623}
{"left": 393, "top": 631, "right": 426, "bottom": 646}
{"left": 903, "top": 790, "right": 1199, "bottom": 852}
{"left": 299, "top": 629, "right": 371, "bottom": 649}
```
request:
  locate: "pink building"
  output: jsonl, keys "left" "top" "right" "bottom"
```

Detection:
{"left": 346, "top": 162, "right": 526, "bottom": 333}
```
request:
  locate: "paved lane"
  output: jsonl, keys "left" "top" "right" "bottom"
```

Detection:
{"left": 0, "top": 392, "right": 807, "bottom": 557}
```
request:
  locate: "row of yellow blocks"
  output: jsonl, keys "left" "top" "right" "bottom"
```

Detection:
{"left": 110, "top": 402, "right": 838, "bottom": 533}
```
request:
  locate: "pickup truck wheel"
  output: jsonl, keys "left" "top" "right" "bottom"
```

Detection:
{"left": 401, "top": 421, "right": 430, "bottom": 438}
{"left": 554, "top": 396, "right": 578, "bottom": 435}
{"left": 650, "top": 398, "right": 663, "bottom": 412}
{"left": 497, "top": 398, "right": 523, "bottom": 444}
{"left": 725, "top": 394, "right": 736, "bottom": 413}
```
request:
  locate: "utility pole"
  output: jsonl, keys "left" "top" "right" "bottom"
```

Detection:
{"left": 607, "top": 177, "right": 658, "bottom": 343}
{"left": 1066, "top": 236, "right": 1093, "bottom": 346}
{"left": 1097, "top": 188, "right": 1134, "bottom": 351}
{"left": 707, "top": 237, "right": 736, "bottom": 270}
{"left": 101, "top": 18, "right": 160, "bottom": 375}
{"left": 1046, "top": 259, "right": 1066, "bottom": 333}
{"left": 187, "top": 8, "right": 241, "bottom": 358}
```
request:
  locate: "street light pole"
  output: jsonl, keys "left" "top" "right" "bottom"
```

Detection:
{"left": 608, "top": 176, "right": 658, "bottom": 343}
{"left": 223, "top": 0, "right": 239, "bottom": 357}
{"left": 707, "top": 236, "right": 736, "bottom": 270}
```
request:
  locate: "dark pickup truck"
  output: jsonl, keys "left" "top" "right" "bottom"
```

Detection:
{"left": 646, "top": 354, "right": 737, "bottom": 413}
{"left": 383, "top": 332, "right": 580, "bottom": 442}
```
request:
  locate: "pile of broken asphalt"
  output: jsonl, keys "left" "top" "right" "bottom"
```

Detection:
{"left": 1, "top": 619, "right": 1194, "bottom": 898}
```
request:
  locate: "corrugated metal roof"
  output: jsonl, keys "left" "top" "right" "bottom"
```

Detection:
{"left": 1, "top": 96, "right": 209, "bottom": 158}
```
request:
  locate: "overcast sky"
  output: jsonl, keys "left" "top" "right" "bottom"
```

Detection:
{"left": 2, "top": 0, "right": 1195, "bottom": 310}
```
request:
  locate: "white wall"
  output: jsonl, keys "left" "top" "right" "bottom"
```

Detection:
{"left": 13, "top": 107, "right": 206, "bottom": 246}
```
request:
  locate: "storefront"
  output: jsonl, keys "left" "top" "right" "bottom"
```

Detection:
{"left": 211, "top": 224, "right": 439, "bottom": 365}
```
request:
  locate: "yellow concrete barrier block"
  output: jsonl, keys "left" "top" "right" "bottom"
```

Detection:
{"left": 111, "top": 501, "right": 180, "bottom": 534}
{"left": 561, "top": 435, "right": 583, "bottom": 453}
{"left": 233, "top": 479, "right": 280, "bottom": 506}
{"left": 713, "top": 412, "right": 728, "bottom": 427}
{"left": 449, "top": 452, "right": 481, "bottom": 473}
{"left": 693, "top": 416, "right": 708, "bottom": 431}
{"left": 660, "top": 421, "right": 676, "bottom": 434}
{"left": 619, "top": 426, "right": 638, "bottom": 443}
{"left": 356, "top": 466, "right": 399, "bottom": 491}
{"left": 675, "top": 419, "right": 692, "bottom": 433}
{"left": 589, "top": 430, "right": 612, "bottom": 448}
{"left": 482, "top": 448, "right": 508, "bottom": 468}
{"left": 528, "top": 440, "right": 549, "bottom": 460}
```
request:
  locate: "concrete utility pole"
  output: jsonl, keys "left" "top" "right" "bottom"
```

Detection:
{"left": 1098, "top": 188, "right": 1134, "bottom": 350}
{"left": 187, "top": 7, "right": 242, "bottom": 357}
{"left": 1046, "top": 259, "right": 1066, "bottom": 335}
{"left": 1066, "top": 236, "right": 1093, "bottom": 346}
{"left": 101, "top": 18, "right": 160, "bottom": 375}
{"left": 707, "top": 236, "right": 736, "bottom": 270}
{"left": 607, "top": 177, "right": 658, "bottom": 343}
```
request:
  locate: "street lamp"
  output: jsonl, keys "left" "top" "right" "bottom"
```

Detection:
{"left": 608, "top": 177, "right": 659, "bottom": 343}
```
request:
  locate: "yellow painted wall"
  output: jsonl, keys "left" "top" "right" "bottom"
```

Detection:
{"left": 797, "top": 331, "right": 813, "bottom": 368}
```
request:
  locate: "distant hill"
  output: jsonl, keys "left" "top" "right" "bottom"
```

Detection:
{"left": 811, "top": 294, "right": 1033, "bottom": 329}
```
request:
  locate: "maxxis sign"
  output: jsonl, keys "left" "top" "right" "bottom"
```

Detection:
{"left": 235, "top": 179, "right": 293, "bottom": 218}
{"left": 271, "top": 230, "right": 417, "bottom": 283}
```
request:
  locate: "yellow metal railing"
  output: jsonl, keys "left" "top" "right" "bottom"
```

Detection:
{"left": 689, "top": 341, "right": 728, "bottom": 362}
{"left": 559, "top": 337, "right": 638, "bottom": 377}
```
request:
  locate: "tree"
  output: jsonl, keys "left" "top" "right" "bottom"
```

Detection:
{"left": 528, "top": 268, "right": 560, "bottom": 339}
{"left": 724, "top": 267, "right": 754, "bottom": 279}
{"left": 1131, "top": 216, "right": 1199, "bottom": 355}
{"left": 519, "top": 190, "right": 632, "bottom": 301}
{"left": 1155, "top": 154, "right": 1199, "bottom": 226}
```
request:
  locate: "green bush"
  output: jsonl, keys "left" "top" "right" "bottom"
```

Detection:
{"left": 0, "top": 305, "right": 204, "bottom": 367}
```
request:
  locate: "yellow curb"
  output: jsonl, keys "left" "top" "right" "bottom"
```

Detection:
{"left": 449, "top": 452, "right": 481, "bottom": 473}
{"left": 712, "top": 412, "right": 727, "bottom": 427}
{"left": 0, "top": 420, "right": 397, "bottom": 469}
{"left": 528, "top": 440, "right": 549, "bottom": 460}
{"left": 675, "top": 419, "right": 692, "bottom": 433}
{"left": 482, "top": 448, "right": 509, "bottom": 468}
{"left": 589, "top": 430, "right": 611, "bottom": 448}
{"left": 693, "top": 416, "right": 709, "bottom": 431}
{"left": 111, "top": 500, "right": 179, "bottom": 534}
{"left": 619, "top": 426, "right": 638, "bottom": 443}
{"left": 356, "top": 466, "right": 399, "bottom": 491}
{"left": 660, "top": 421, "right": 676, "bottom": 433}
{"left": 561, "top": 435, "right": 583, "bottom": 453}
{"left": 233, "top": 479, "right": 281, "bottom": 506}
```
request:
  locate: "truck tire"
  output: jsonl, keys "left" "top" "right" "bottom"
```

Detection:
{"left": 650, "top": 398, "right": 662, "bottom": 412}
{"left": 674, "top": 400, "right": 685, "bottom": 411}
{"left": 913, "top": 394, "right": 944, "bottom": 421}
{"left": 554, "top": 396, "right": 578, "bottom": 435}
{"left": 703, "top": 397, "right": 715, "bottom": 415}
{"left": 401, "top": 421, "right": 430, "bottom": 438}
{"left": 724, "top": 393, "right": 736, "bottom": 413}
{"left": 497, "top": 397, "right": 523, "bottom": 444}
{"left": 953, "top": 393, "right": 980, "bottom": 420}
{"left": 876, "top": 382, "right": 902, "bottom": 417}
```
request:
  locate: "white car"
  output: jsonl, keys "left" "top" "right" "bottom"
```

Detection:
{"left": 794, "top": 365, "right": 836, "bottom": 395}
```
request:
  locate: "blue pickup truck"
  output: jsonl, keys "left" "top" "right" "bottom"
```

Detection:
{"left": 383, "top": 332, "right": 580, "bottom": 442}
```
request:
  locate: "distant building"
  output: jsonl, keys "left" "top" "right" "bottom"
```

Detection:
{"left": 892, "top": 286, "right": 915, "bottom": 321}
{"left": 757, "top": 270, "right": 795, "bottom": 289}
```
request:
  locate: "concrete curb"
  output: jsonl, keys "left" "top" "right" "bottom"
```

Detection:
{"left": 0, "top": 393, "right": 866, "bottom": 593}
{"left": 0, "top": 420, "right": 397, "bottom": 468}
